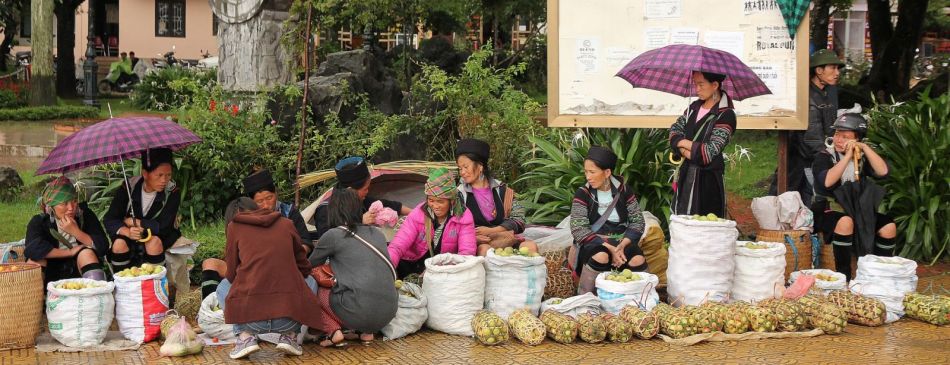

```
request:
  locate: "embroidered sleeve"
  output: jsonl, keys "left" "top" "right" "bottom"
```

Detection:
{"left": 669, "top": 113, "right": 688, "bottom": 158}
{"left": 570, "top": 189, "right": 605, "bottom": 247}
{"left": 622, "top": 192, "right": 645, "bottom": 243}
{"left": 691, "top": 111, "right": 736, "bottom": 166}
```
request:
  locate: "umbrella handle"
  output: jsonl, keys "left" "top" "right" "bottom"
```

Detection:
{"left": 668, "top": 152, "right": 683, "bottom": 165}
{"left": 852, "top": 144, "right": 862, "bottom": 181}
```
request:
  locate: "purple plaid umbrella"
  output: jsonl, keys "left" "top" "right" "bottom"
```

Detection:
{"left": 615, "top": 44, "right": 771, "bottom": 101}
{"left": 36, "top": 116, "right": 201, "bottom": 175}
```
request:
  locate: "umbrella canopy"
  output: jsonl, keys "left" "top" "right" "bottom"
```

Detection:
{"left": 615, "top": 44, "right": 771, "bottom": 101}
{"left": 776, "top": 0, "right": 810, "bottom": 40}
{"left": 36, "top": 116, "right": 201, "bottom": 175}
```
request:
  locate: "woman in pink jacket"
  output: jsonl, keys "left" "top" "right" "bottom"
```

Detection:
{"left": 388, "top": 167, "right": 477, "bottom": 278}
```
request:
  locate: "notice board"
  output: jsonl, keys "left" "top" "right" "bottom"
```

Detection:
{"left": 547, "top": 0, "right": 810, "bottom": 129}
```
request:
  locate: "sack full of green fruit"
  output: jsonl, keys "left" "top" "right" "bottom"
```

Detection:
{"left": 382, "top": 280, "right": 428, "bottom": 340}
{"left": 484, "top": 248, "right": 547, "bottom": 319}
{"left": 594, "top": 270, "right": 660, "bottom": 314}
{"left": 46, "top": 278, "right": 115, "bottom": 347}
{"left": 114, "top": 263, "right": 170, "bottom": 343}
{"left": 667, "top": 214, "right": 737, "bottom": 306}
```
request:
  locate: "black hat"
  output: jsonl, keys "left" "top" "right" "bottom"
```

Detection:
{"left": 335, "top": 156, "right": 370, "bottom": 189}
{"left": 832, "top": 113, "right": 868, "bottom": 138}
{"left": 586, "top": 146, "right": 618, "bottom": 170}
{"left": 455, "top": 138, "right": 490, "bottom": 162}
{"left": 243, "top": 169, "right": 275, "bottom": 195}
{"left": 141, "top": 148, "right": 173, "bottom": 171}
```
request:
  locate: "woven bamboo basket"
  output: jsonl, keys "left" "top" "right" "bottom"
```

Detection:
{"left": 756, "top": 229, "right": 812, "bottom": 280}
{"left": 0, "top": 263, "right": 44, "bottom": 350}
{"left": 541, "top": 248, "right": 576, "bottom": 300}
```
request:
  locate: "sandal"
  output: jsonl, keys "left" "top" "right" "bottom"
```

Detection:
{"left": 318, "top": 330, "right": 348, "bottom": 348}
{"left": 358, "top": 332, "right": 374, "bottom": 345}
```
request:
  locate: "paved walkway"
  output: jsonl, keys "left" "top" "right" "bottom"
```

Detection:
{"left": 3, "top": 273, "right": 948, "bottom": 365}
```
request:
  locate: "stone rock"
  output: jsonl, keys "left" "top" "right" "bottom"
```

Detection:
{"left": 0, "top": 166, "right": 24, "bottom": 200}
{"left": 269, "top": 50, "right": 403, "bottom": 135}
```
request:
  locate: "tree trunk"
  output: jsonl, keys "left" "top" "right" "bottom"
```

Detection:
{"left": 809, "top": 0, "right": 832, "bottom": 50}
{"left": 866, "top": 0, "right": 930, "bottom": 99}
{"left": 866, "top": 0, "right": 893, "bottom": 59}
{"left": 55, "top": 1, "right": 81, "bottom": 98}
{"left": 218, "top": 10, "right": 295, "bottom": 91}
{"left": 30, "top": 0, "right": 56, "bottom": 106}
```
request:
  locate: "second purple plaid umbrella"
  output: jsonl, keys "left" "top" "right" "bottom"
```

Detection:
{"left": 615, "top": 44, "right": 771, "bottom": 101}
{"left": 36, "top": 116, "right": 201, "bottom": 175}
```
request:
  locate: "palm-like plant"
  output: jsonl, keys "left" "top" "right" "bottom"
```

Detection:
{"left": 518, "top": 128, "right": 673, "bottom": 227}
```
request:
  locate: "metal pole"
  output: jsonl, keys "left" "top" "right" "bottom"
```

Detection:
{"left": 294, "top": 5, "right": 314, "bottom": 208}
{"left": 82, "top": 0, "right": 99, "bottom": 108}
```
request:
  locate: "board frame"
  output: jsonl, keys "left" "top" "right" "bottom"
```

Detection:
{"left": 545, "top": 0, "right": 811, "bottom": 130}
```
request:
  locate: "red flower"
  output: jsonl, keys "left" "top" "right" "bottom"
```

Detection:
{"left": 209, "top": 99, "right": 217, "bottom": 111}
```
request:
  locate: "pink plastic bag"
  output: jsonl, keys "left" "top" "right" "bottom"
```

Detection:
{"left": 369, "top": 200, "right": 399, "bottom": 227}
{"left": 784, "top": 275, "right": 816, "bottom": 299}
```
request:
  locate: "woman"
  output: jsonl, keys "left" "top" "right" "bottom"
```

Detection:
{"left": 200, "top": 169, "right": 314, "bottom": 299}
{"left": 569, "top": 147, "right": 647, "bottom": 295}
{"left": 388, "top": 167, "right": 476, "bottom": 278}
{"left": 669, "top": 71, "right": 737, "bottom": 217}
{"left": 25, "top": 176, "right": 108, "bottom": 284}
{"left": 454, "top": 138, "right": 538, "bottom": 256}
{"left": 217, "top": 197, "right": 320, "bottom": 359}
{"left": 103, "top": 148, "right": 181, "bottom": 272}
{"left": 309, "top": 188, "right": 398, "bottom": 347}
{"left": 313, "top": 156, "right": 412, "bottom": 240}
{"left": 812, "top": 113, "right": 894, "bottom": 281}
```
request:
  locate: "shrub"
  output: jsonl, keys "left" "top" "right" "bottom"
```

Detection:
{"left": 866, "top": 88, "right": 949, "bottom": 264}
{"left": 517, "top": 128, "right": 673, "bottom": 227}
{"left": 0, "top": 105, "right": 99, "bottom": 121}
{"left": 0, "top": 88, "right": 27, "bottom": 109}
{"left": 131, "top": 67, "right": 217, "bottom": 111}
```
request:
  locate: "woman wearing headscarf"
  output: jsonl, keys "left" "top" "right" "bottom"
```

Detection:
{"left": 569, "top": 146, "right": 647, "bottom": 295}
{"left": 313, "top": 156, "right": 412, "bottom": 240}
{"left": 103, "top": 148, "right": 181, "bottom": 271}
{"left": 454, "top": 138, "right": 538, "bottom": 256}
{"left": 668, "top": 71, "right": 737, "bottom": 217}
{"left": 388, "top": 167, "right": 477, "bottom": 278}
{"left": 25, "top": 176, "right": 108, "bottom": 284}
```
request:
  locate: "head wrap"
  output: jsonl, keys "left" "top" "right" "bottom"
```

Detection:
{"left": 142, "top": 148, "right": 174, "bottom": 171}
{"left": 40, "top": 176, "right": 77, "bottom": 212}
{"left": 424, "top": 168, "right": 457, "bottom": 199}
{"left": 335, "top": 156, "right": 370, "bottom": 189}
{"left": 586, "top": 146, "right": 618, "bottom": 171}
{"left": 455, "top": 138, "right": 490, "bottom": 163}
{"left": 243, "top": 169, "right": 275, "bottom": 196}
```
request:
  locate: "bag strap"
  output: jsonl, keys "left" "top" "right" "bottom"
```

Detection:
{"left": 784, "top": 234, "right": 800, "bottom": 272}
{"left": 590, "top": 189, "right": 621, "bottom": 234}
{"left": 339, "top": 226, "right": 397, "bottom": 280}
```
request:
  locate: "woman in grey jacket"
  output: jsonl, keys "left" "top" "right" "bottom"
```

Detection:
{"left": 309, "top": 188, "right": 398, "bottom": 347}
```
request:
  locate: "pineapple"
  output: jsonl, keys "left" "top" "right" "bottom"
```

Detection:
{"left": 471, "top": 310, "right": 510, "bottom": 346}
{"left": 507, "top": 308, "right": 546, "bottom": 345}
{"left": 746, "top": 305, "right": 778, "bottom": 332}
{"left": 798, "top": 295, "right": 848, "bottom": 335}
{"left": 540, "top": 310, "right": 578, "bottom": 344}
{"left": 576, "top": 313, "right": 607, "bottom": 343}
{"left": 827, "top": 290, "right": 887, "bottom": 327}
{"left": 599, "top": 313, "right": 633, "bottom": 343}
{"left": 620, "top": 306, "right": 659, "bottom": 339}
{"left": 903, "top": 293, "right": 950, "bottom": 326}
{"left": 760, "top": 298, "right": 808, "bottom": 332}
{"left": 722, "top": 304, "right": 751, "bottom": 334}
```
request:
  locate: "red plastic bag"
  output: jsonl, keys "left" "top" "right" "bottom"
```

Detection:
{"left": 784, "top": 275, "right": 815, "bottom": 299}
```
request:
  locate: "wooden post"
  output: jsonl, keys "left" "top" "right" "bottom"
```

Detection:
{"left": 777, "top": 131, "right": 788, "bottom": 194}
{"left": 294, "top": 5, "right": 314, "bottom": 208}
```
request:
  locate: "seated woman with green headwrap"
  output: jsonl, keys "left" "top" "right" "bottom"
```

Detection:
{"left": 25, "top": 176, "right": 109, "bottom": 284}
{"left": 387, "top": 168, "right": 477, "bottom": 278}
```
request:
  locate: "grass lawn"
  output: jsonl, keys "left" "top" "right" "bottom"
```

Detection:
{"left": 725, "top": 129, "right": 779, "bottom": 199}
{"left": 60, "top": 97, "right": 166, "bottom": 119}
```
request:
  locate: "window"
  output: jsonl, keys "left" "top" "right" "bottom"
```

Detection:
{"left": 213, "top": 14, "right": 219, "bottom": 36}
{"left": 156, "top": 0, "right": 186, "bottom": 38}
{"left": 20, "top": 8, "right": 31, "bottom": 38}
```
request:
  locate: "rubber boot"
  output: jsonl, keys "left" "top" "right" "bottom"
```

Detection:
{"left": 577, "top": 264, "right": 602, "bottom": 295}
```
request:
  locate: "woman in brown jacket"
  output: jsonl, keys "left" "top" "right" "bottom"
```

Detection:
{"left": 216, "top": 198, "right": 320, "bottom": 359}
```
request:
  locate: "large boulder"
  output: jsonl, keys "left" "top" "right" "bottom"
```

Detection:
{"left": 269, "top": 50, "right": 403, "bottom": 134}
{"left": 0, "top": 166, "right": 24, "bottom": 200}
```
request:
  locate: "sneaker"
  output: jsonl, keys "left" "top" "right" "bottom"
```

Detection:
{"left": 229, "top": 335, "right": 261, "bottom": 360}
{"left": 276, "top": 333, "right": 303, "bottom": 356}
